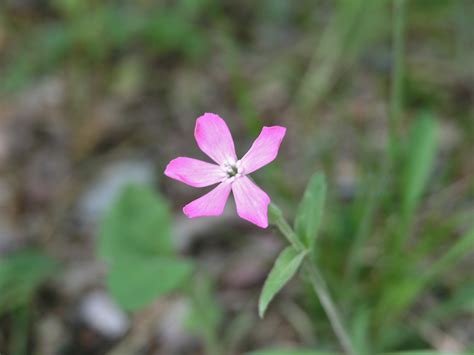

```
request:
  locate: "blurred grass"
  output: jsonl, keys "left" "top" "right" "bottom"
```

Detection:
{"left": 0, "top": 0, "right": 214, "bottom": 92}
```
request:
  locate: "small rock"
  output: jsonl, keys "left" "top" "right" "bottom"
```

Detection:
{"left": 78, "top": 159, "right": 155, "bottom": 226}
{"left": 156, "top": 298, "right": 198, "bottom": 354}
{"left": 335, "top": 158, "right": 357, "bottom": 200}
{"left": 79, "top": 291, "right": 129, "bottom": 339}
{"left": 58, "top": 261, "right": 105, "bottom": 298}
{"left": 19, "top": 77, "right": 65, "bottom": 116}
{"left": 439, "top": 120, "right": 461, "bottom": 153}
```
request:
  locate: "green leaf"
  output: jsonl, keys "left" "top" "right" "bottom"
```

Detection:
{"left": 294, "top": 172, "right": 326, "bottom": 250}
{"left": 98, "top": 184, "right": 193, "bottom": 311}
{"left": 0, "top": 250, "right": 57, "bottom": 314}
{"left": 402, "top": 112, "right": 437, "bottom": 218}
{"left": 107, "top": 255, "right": 193, "bottom": 311}
{"left": 98, "top": 184, "right": 173, "bottom": 263}
{"left": 259, "top": 247, "right": 307, "bottom": 318}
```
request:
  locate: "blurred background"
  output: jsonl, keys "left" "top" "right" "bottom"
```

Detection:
{"left": 0, "top": 0, "right": 473, "bottom": 354}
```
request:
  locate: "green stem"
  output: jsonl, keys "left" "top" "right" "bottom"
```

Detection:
{"left": 268, "top": 204, "right": 306, "bottom": 251}
{"left": 304, "top": 263, "right": 355, "bottom": 355}
{"left": 269, "top": 203, "right": 356, "bottom": 355}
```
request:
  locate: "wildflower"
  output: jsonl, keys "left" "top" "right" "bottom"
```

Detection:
{"left": 165, "top": 113, "right": 286, "bottom": 228}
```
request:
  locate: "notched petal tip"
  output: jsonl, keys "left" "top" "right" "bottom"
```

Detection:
{"left": 194, "top": 113, "right": 227, "bottom": 138}
{"left": 182, "top": 204, "right": 196, "bottom": 218}
{"left": 163, "top": 158, "right": 179, "bottom": 176}
{"left": 262, "top": 125, "right": 287, "bottom": 141}
{"left": 254, "top": 214, "right": 269, "bottom": 229}
{"left": 196, "top": 112, "right": 224, "bottom": 122}
{"left": 239, "top": 125, "right": 287, "bottom": 175}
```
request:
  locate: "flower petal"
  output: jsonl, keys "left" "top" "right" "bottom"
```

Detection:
{"left": 232, "top": 176, "right": 270, "bottom": 228}
{"left": 195, "top": 113, "right": 237, "bottom": 165}
{"left": 240, "top": 126, "right": 286, "bottom": 174}
{"left": 183, "top": 182, "right": 232, "bottom": 218}
{"left": 164, "top": 157, "right": 226, "bottom": 187}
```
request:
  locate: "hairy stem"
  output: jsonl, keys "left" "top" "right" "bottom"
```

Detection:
{"left": 268, "top": 204, "right": 306, "bottom": 251}
{"left": 269, "top": 203, "right": 355, "bottom": 355}
{"left": 304, "top": 263, "right": 355, "bottom": 355}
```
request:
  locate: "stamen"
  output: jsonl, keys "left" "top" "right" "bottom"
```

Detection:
{"left": 223, "top": 161, "right": 242, "bottom": 178}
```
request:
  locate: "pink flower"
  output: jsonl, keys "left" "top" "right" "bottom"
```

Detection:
{"left": 164, "top": 113, "right": 286, "bottom": 228}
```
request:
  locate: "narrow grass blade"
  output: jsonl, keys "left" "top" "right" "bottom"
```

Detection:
{"left": 401, "top": 112, "right": 438, "bottom": 222}
{"left": 428, "top": 225, "right": 474, "bottom": 280}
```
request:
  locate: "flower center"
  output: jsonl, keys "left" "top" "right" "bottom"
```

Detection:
{"left": 227, "top": 164, "right": 239, "bottom": 177}
{"left": 223, "top": 161, "right": 242, "bottom": 179}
